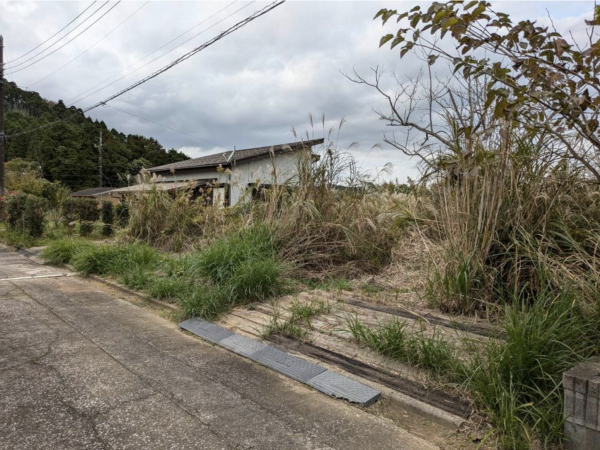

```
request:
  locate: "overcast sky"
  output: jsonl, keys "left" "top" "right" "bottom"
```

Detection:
{"left": 0, "top": 1, "right": 594, "bottom": 182}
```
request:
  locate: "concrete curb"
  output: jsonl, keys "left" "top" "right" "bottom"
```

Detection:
{"left": 27, "top": 247, "right": 465, "bottom": 429}
{"left": 380, "top": 385, "right": 466, "bottom": 430}
{"left": 63, "top": 264, "right": 182, "bottom": 312}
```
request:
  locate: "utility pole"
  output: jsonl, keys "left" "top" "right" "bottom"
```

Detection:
{"left": 95, "top": 131, "right": 103, "bottom": 188}
{"left": 0, "top": 35, "right": 5, "bottom": 197}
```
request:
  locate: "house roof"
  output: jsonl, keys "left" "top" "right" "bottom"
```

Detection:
{"left": 71, "top": 187, "right": 115, "bottom": 197}
{"left": 147, "top": 138, "right": 324, "bottom": 173}
{"left": 109, "top": 180, "right": 198, "bottom": 194}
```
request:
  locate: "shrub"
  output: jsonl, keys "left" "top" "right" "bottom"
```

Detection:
{"left": 61, "top": 197, "right": 79, "bottom": 230}
{"left": 101, "top": 201, "right": 114, "bottom": 237}
{"left": 74, "top": 198, "right": 100, "bottom": 237}
{"left": 6, "top": 193, "right": 47, "bottom": 237}
{"left": 114, "top": 202, "right": 129, "bottom": 227}
{"left": 6, "top": 192, "right": 28, "bottom": 231}
{"left": 41, "top": 238, "right": 94, "bottom": 265}
{"left": 23, "top": 195, "right": 47, "bottom": 238}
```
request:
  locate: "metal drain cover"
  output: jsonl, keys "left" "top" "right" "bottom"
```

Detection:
{"left": 180, "top": 318, "right": 234, "bottom": 343}
{"left": 252, "top": 346, "right": 326, "bottom": 383}
{"left": 179, "top": 318, "right": 381, "bottom": 407}
{"left": 219, "top": 334, "right": 267, "bottom": 358}
{"left": 307, "top": 370, "right": 381, "bottom": 407}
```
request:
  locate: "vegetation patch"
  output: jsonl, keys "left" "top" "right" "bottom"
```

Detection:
{"left": 42, "top": 232, "right": 287, "bottom": 320}
{"left": 348, "top": 287, "right": 600, "bottom": 449}
{"left": 263, "top": 299, "right": 331, "bottom": 339}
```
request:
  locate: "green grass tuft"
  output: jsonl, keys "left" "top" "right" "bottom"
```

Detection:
{"left": 263, "top": 300, "right": 331, "bottom": 339}
{"left": 41, "top": 238, "right": 94, "bottom": 265}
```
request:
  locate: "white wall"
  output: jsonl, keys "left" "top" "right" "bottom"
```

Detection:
{"left": 228, "top": 153, "right": 301, "bottom": 205}
{"left": 153, "top": 152, "right": 307, "bottom": 206}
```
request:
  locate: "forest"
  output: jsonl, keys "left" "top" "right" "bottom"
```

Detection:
{"left": 3, "top": 81, "right": 188, "bottom": 190}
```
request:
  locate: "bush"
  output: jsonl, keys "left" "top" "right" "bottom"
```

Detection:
{"left": 101, "top": 201, "right": 114, "bottom": 237}
{"left": 114, "top": 202, "right": 129, "bottom": 227}
{"left": 41, "top": 238, "right": 94, "bottom": 265}
{"left": 6, "top": 192, "right": 27, "bottom": 230}
{"left": 6, "top": 193, "right": 47, "bottom": 237}
{"left": 23, "top": 195, "right": 47, "bottom": 238}
{"left": 61, "top": 197, "right": 79, "bottom": 228}
{"left": 74, "top": 198, "right": 100, "bottom": 237}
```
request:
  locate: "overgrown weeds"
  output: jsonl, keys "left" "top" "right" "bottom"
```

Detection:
{"left": 123, "top": 120, "right": 409, "bottom": 277}
{"left": 348, "top": 286, "right": 600, "bottom": 449}
{"left": 42, "top": 232, "right": 287, "bottom": 320}
{"left": 346, "top": 316, "right": 464, "bottom": 381}
{"left": 40, "top": 238, "right": 94, "bottom": 265}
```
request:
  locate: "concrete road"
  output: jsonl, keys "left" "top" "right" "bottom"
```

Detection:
{"left": 0, "top": 246, "right": 436, "bottom": 450}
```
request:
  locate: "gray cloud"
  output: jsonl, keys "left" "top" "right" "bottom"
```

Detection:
{"left": 1, "top": 1, "right": 594, "bottom": 182}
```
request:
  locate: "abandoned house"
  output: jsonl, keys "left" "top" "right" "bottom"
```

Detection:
{"left": 71, "top": 187, "right": 121, "bottom": 205}
{"left": 112, "top": 138, "right": 324, "bottom": 206}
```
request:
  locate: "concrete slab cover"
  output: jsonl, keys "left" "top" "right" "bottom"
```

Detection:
{"left": 180, "top": 318, "right": 381, "bottom": 407}
{"left": 307, "top": 370, "right": 381, "bottom": 407}
{"left": 179, "top": 317, "right": 234, "bottom": 343}
{"left": 252, "top": 346, "right": 326, "bottom": 383}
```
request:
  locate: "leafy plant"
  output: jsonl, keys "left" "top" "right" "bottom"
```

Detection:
{"left": 6, "top": 193, "right": 47, "bottom": 238}
{"left": 376, "top": 1, "right": 600, "bottom": 182}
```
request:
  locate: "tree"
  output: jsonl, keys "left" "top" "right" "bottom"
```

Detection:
{"left": 3, "top": 82, "right": 189, "bottom": 190}
{"left": 374, "top": 1, "right": 600, "bottom": 181}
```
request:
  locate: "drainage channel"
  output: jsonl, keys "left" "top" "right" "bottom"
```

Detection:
{"left": 180, "top": 317, "right": 381, "bottom": 407}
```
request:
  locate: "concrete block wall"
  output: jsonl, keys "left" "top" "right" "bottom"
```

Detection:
{"left": 564, "top": 357, "right": 600, "bottom": 449}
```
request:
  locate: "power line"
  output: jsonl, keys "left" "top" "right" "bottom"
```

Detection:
{"left": 5, "top": 1, "right": 98, "bottom": 65}
{"left": 26, "top": 1, "right": 149, "bottom": 89}
{"left": 104, "top": 103, "right": 231, "bottom": 150}
{"left": 66, "top": 0, "right": 240, "bottom": 105}
{"left": 3, "top": 46, "right": 14, "bottom": 83}
{"left": 7, "top": 0, "right": 286, "bottom": 139}
{"left": 81, "top": 0, "right": 284, "bottom": 113}
{"left": 4, "top": 1, "right": 108, "bottom": 70}
{"left": 6, "top": 1, "right": 121, "bottom": 75}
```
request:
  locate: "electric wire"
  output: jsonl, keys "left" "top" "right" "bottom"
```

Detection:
{"left": 7, "top": 0, "right": 285, "bottom": 139}
{"left": 81, "top": 0, "right": 283, "bottom": 113}
{"left": 66, "top": 0, "right": 241, "bottom": 105}
{"left": 4, "top": 1, "right": 108, "bottom": 70}
{"left": 6, "top": 1, "right": 121, "bottom": 75}
{"left": 4, "top": 1, "right": 98, "bottom": 65}
{"left": 26, "top": 1, "right": 150, "bottom": 89}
